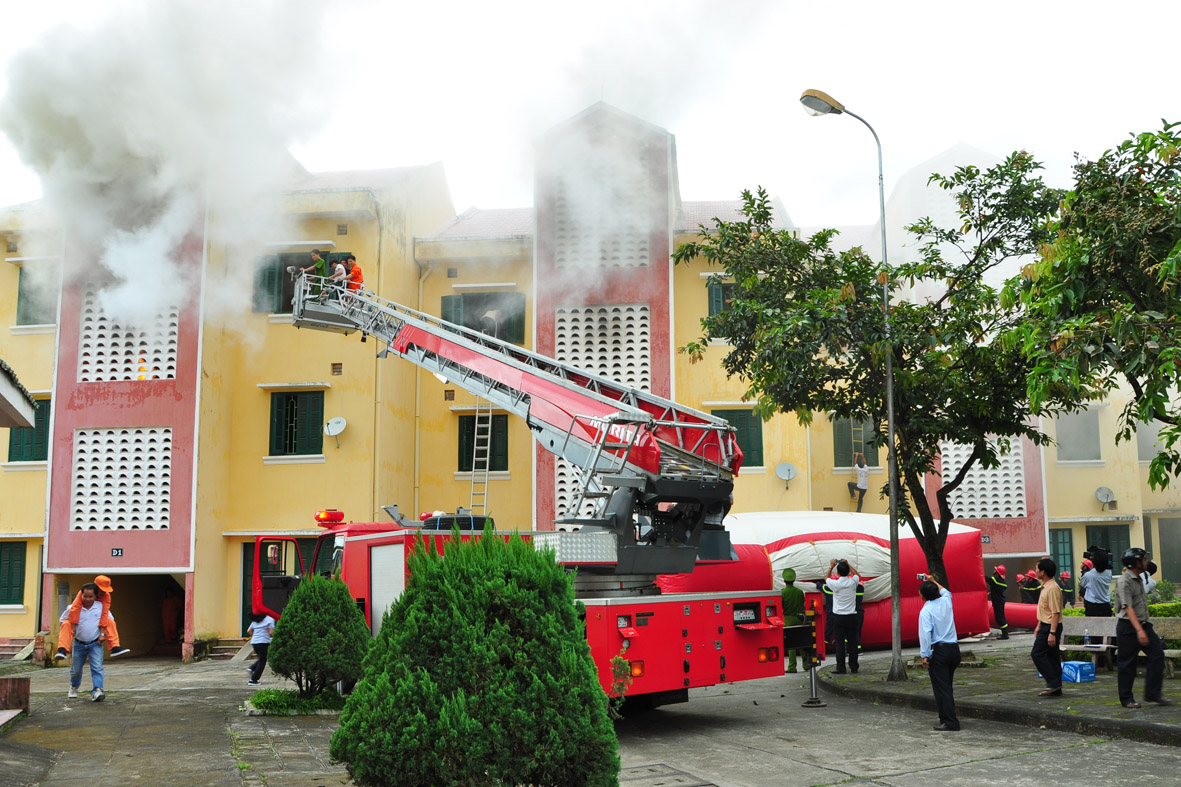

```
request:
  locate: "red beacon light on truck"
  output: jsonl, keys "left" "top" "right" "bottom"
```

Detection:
{"left": 315, "top": 509, "right": 345, "bottom": 525}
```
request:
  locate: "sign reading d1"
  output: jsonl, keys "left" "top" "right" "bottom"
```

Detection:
{"left": 111, "top": 548, "right": 123, "bottom": 557}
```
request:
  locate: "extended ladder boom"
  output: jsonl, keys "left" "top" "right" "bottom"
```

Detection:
{"left": 291, "top": 276, "right": 743, "bottom": 574}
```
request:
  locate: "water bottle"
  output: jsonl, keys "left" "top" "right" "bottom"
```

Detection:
{"left": 1084, "top": 628, "right": 1090, "bottom": 646}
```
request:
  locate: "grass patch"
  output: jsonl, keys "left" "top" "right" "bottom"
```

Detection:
{"left": 236, "top": 762, "right": 251, "bottom": 771}
{"left": 249, "top": 687, "right": 346, "bottom": 715}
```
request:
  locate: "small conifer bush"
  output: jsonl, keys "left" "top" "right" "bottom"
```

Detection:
{"left": 268, "top": 574, "right": 371, "bottom": 699}
{"left": 330, "top": 529, "right": 619, "bottom": 787}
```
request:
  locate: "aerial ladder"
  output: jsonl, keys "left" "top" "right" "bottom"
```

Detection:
{"left": 290, "top": 275, "right": 745, "bottom": 579}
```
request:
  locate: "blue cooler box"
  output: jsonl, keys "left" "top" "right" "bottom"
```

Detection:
{"left": 1062, "top": 661, "right": 1097, "bottom": 683}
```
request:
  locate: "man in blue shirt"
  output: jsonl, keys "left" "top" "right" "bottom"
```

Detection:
{"left": 919, "top": 578, "right": 960, "bottom": 731}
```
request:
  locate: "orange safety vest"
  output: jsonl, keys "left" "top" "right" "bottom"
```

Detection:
{"left": 68, "top": 591, "right": 111, "bottom": 628}
{"left": 347, "top": 264, "right": 364, "bottom": 291}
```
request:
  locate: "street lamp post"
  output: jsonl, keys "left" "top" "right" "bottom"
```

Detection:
{"left": 800, "top": 89, "right": 907, "bottom": 682}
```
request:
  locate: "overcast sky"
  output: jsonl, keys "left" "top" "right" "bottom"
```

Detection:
{"left": 1, "top": 0, "right": 1177, "bottom": 229}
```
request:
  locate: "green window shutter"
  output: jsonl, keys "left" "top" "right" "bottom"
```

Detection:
{"left": 269, "top": 393, "right": 288, "bottom": 455}
{"left": 505, "top": 293, "right": 526, "bottom": 344}
{"left": 254, "top": 257, "right": 280, "bottom": 313}
{"left": 293, "top": 392, "right": 324, "bottom": 455}
{"left": 458, "top": 415, "right": 474, "bottom": 471}
{"left": 441, "top": 295, "right": 464, "bottom": 328}
{"left": 833, "top": 417, "right": 853, "bottom": 467}
{"left": 860, "top": 419, "right": 879, "bottom": 467}
{"left": 0, "top": 541, "right": 26, "bottom": 605}
{"left": 491, "top": 414, "right": 509, "bottom": 471}
{"left": 707, "top": 283, "right": 724, "bottom": 317}
{"left": 8, "top": 399, "right": 49, "bottom": 462}
{"left": 713, "top": 410, "right": 762, "bottom": 468}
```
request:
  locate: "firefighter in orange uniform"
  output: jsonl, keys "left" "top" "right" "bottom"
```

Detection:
{"left": 55, "top": 575, "right": 131, "bottom": 660}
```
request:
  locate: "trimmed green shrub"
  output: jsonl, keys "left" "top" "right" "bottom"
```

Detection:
{"left": 1062, "top": 607, "right": 1086, "bottom": 616}
{"left": 269, "top": 574, "right": 371, "bottom": 699}
{"left": 249, "top": 686, "right": 346, "bottom": 715}
{"left": 1149, "top": 602, "right": 1181, "bottom": 618}
{"left": 330, "top": 529, "right": 619, "bottom": 787}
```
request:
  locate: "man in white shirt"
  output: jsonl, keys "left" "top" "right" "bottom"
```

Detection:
{"left": 847, "top": 453, "right": 869, "bottom": 513}
{"left": 826, "top": 559, "right": 861, "bottom": 674}
{"left": 59, "top": 582, "right": 111, "bottom": 701}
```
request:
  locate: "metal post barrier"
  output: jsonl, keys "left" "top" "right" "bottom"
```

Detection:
{"left": 801, "top": 598, "right": 827, "bottom": 708}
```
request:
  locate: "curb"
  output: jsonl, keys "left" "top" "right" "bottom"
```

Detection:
{"left": 816, "top": 669, "right": 1181, "bottom": 746}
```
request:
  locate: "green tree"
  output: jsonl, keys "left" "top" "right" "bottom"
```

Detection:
{"left": 1007, "top": 122, "right": 1181, "bottom": 488}
{"left": 674, "top": 159, "right": 1062, "bottom": 582}
{"left": 330, "top": 530, "right": 619, "bottom": 787}
{"left": 268, "top": 574, "right": 371, "bottom": 699}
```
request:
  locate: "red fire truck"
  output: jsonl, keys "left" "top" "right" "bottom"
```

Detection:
{"left": 253, "top": 275, "right": 786, "bottom": 706}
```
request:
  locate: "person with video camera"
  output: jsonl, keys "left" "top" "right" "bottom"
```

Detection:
{"left": 1080, "top": 546, "right": 1114, "bottom": 617}
{"left": 826, "top": 558, "right": 860, "bottom": 674}
{"left": 1114, "top": 548, "right": 1172, "bottom": 708}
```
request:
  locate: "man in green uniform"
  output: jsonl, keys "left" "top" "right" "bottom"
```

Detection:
{"left": 781, "top": 568, "right": 806, "bottom": 673}
{"left": 299, "top": 249, "right": 328, "bottom": 297}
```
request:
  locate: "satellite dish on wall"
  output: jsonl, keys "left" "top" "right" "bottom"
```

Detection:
{"left": 775, "top": 462, "right": 798, "bottom": 489}
{"left": 324, "top": 417, "right": 347, "bottom": 448}
{"left": 1095, "top": 486, "right": 1115, "bottom": 509}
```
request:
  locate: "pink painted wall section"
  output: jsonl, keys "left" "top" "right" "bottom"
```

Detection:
{"left": 532, "top": 111, "right": 673, "bottom": 529}
{"left": 924, "top": 433, "right": 1048, "bottom": 556}
{"left": 46, "top": 237, "right": 203, "bottom": 571}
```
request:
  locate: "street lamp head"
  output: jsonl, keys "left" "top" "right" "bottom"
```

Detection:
{"left": 800, "top": 89, "right": 845, "bottom": 117}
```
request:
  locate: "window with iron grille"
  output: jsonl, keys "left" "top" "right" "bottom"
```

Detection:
{"left": 707, "top": 281, "right": 737, "bottom": 317}
{"left": 268, "top": 392, "right": 324, "bottom": 456}
{"left": 16, "top": 264, "right": 59, "bottom": 325}
{"left": 832, "top": 417, "right": 879, "bottom": 467}
{"left": 7, "top": 398, "right": 49, "bottom": 462}
{"left": 712, "top": 409, "right": 763, "bottom": 468}
{"left": 458, "top": 414, "right": 508, "bottom": 472}
{"left": 441, "top": 292, "right": 526, "bottom": 344}
{"left": 0, "top": 541, "right": 26, "bottom": 605}
{"left": 253, "top": 252, "right": 352, "bottom": 314}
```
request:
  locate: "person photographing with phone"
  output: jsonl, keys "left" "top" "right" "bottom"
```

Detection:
{"left": 825, "top": 558, "right": 860, "bottom": 674}
{"left": 918, "top": 577, "right": 961, "bottom": 731}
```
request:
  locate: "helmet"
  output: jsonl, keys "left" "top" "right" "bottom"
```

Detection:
{"left": 781, "top": 568, "right": 797, "bottom": 583}
{"left": 1122, "top": 547, "right": 1149, "bottom": 568}
{"left": 1026, "top": 570, "right": 1037, "bottom": 578}
{"left": 1060, "top": 570, "right": 1070, "bottom": 580}
{"left": 1082, "top": 559, "right": 1093, "bottom": 570}
{"left": 995, "top": 565, "right": 1006, "bottom": 577}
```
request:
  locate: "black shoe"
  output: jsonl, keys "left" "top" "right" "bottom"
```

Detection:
{"left": 54, "top": 648, "right": 68, "bottom": 662}
{"left": 1145, "top": 696, "right": 1174, "bottom": 706}
{"left": 1039, "top": 688, "right": 1062, "bottom": 697}
{"left": 932, "top": 723, "right": 960, "bottom": 732}
{"left": 999, "top": 633, "right": 1009, "bottom": 640}
{"left": 833, "top": 669, "right": 847, "bottom": 674}
{"left": 1122, "top": 700, "right": 1142, "bottom": 709}
{"left": 850, "top": 669, "right": 859, "bottom": 674}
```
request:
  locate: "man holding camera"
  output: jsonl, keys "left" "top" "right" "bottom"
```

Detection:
{"left": 919, "top": 577, "right": 961, "bottom": 731}
{"left": 1080, "top": 548, "right": 1113, "bottom": 617}
{"left": 826, "top": 559, "right": 860, "bottom": 674}
{"left": 1114, "top": 548, "right": 1172, "bottom": 708}
{"left": 1030, "top": 558, "right": 1065, "bottom": 697}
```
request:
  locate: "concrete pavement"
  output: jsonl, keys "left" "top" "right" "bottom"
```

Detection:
{"left": 1, "top": 633, "right": 1179, "bottom": 786}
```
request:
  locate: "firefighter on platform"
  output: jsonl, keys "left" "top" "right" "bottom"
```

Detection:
{"left": 55, "top": 575, "right": 130, "bottom": 661}
{"left": 988, "top": 564, "right": 1010, "bottom": 639}
{"left": 781, "top": 568, "right": 806, "bottom": 673}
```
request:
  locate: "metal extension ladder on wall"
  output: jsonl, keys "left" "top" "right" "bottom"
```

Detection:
{"left": 468, "top": 397, "right": 492, "bottom": 515}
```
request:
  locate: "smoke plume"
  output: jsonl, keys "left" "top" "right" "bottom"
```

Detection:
{"left": 0, "top": 0, "right": 337, "bottom": 329}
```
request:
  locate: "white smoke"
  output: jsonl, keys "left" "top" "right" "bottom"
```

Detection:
{"left": 0, "top": 0, "right": 338, "bottom": 330}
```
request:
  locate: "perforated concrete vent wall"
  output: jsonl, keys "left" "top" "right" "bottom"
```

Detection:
{"left": 71, "top": 428, "right": 172, "bottom": 530}
{"left": 78, "top": 285, "right": 179, "bottom": 382}
{"left": 941, "top": 439, "right": 1027, "bottom": 519}
{"left": 553, "top": 304, "right": 651, "bottom": 517}
{"left": 552, "top": 149, "right": 651, "bottom": 269}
